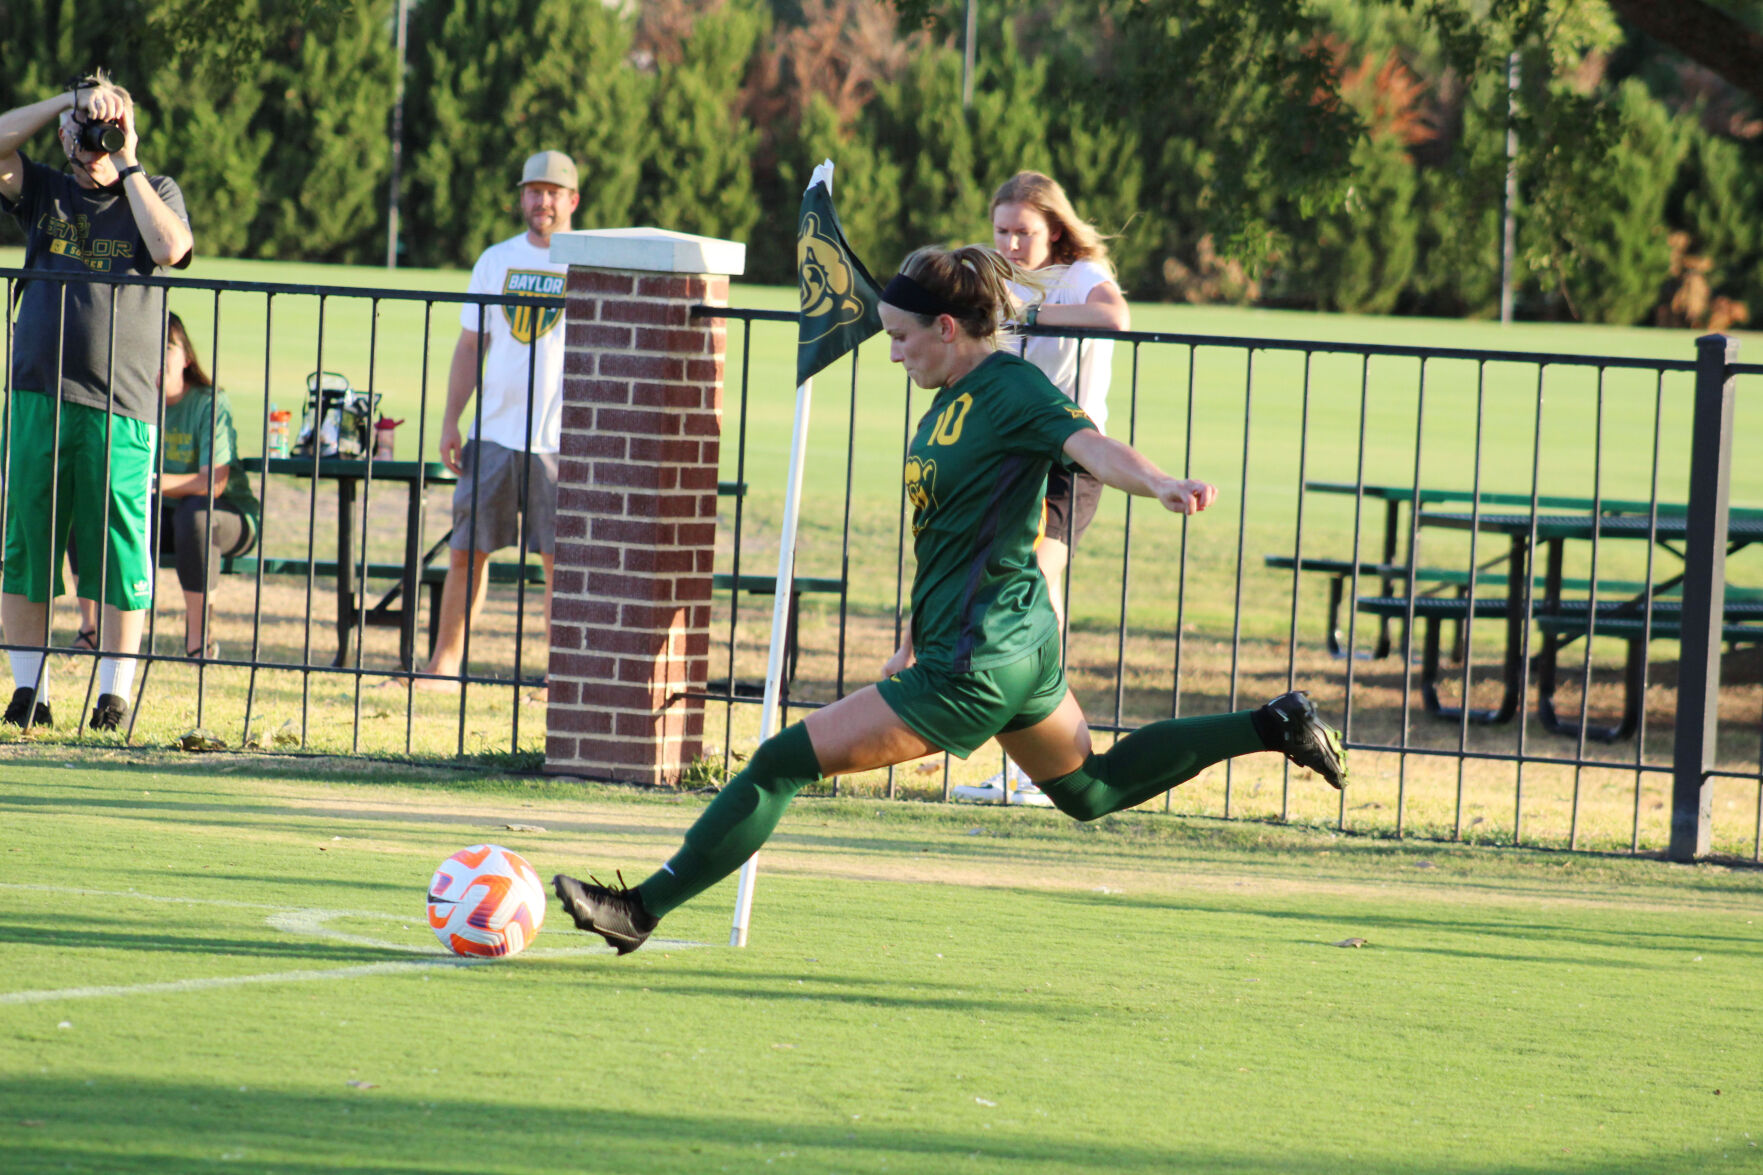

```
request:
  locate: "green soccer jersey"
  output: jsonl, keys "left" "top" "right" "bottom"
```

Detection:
{"left": 904, "top": 350, "right": 1097, "bottom": 672}
{"left": 160, "top": 385, "right": 261, "bottom": 531}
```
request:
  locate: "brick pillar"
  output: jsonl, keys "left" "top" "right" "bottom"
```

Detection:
{"left": 544, "top": 229, "right": 747, "bottom": 784}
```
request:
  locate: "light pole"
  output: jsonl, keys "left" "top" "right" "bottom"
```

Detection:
{"left": 1499, "top": 50, "right": 1519, "bottom": 324}
{"left": 386, "top": 0, "right": 410, "bottom": 269}
{"left": 961, "top": 0, "right": 977, "bottom": 109}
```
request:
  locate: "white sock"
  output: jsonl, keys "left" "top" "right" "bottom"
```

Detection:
{"left": 8, "top": 651, "right": 47, "bottom": 698}
{"left": 98, "top": 657, "right": 137, "bottom": 703}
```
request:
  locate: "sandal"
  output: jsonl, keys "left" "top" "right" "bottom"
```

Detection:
{"left": 68, "top": 628, "right": 98, "bottom": 653}
{"left": 186, "top": 640, "right": 220, "bottom": 661}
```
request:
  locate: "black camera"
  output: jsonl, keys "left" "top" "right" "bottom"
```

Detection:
{"left": 75, "top": 118, "right": 125, "bottom": 154}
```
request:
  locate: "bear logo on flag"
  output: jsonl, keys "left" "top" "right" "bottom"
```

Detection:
{"left": 798, "top": 211, "right": 867, "bottom": 344}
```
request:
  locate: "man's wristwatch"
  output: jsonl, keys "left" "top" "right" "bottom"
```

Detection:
{"left": 115, "top": 163, "right": 145, "bottom": 182}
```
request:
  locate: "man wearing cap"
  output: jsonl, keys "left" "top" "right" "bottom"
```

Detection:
{"left": 408, "top": 150, "right": 578, "bottom": 694}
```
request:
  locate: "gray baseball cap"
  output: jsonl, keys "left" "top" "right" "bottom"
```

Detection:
{"left": 519, "top": 150, "right": 578, "bottom": 190}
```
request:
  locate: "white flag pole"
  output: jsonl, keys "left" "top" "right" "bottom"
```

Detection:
{"left": 729, "top": 374, "right": 813, "bottom": 947}
{"left": 730, "top": 159, "right": 842, "bottom": 948}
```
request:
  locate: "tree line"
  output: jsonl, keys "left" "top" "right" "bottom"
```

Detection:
{"left": 3, "top": 0, "right": 1759, "bottom": 326}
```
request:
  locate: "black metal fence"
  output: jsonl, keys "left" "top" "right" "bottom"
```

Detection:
{"left": 1, "top": 267, "right": 558, "bottom": 756}
{"left": 701, "top": 307, "right": 1762, "bottom": 863}
{"left": 4, "top": 267, "right": 1758, "bottom": 860}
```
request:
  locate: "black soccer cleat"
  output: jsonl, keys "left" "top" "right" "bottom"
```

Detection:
{"left": 552, "top": 872, "right": 658, "bottom": 956}
{"left": 89, "top": 693, "right": 129, "bottom": 733}
{"left": 1257, "top": 690, "right": 1348, "bottom": 790}
{"left": 3, "top": 687, "right": 52, "bottom": 730}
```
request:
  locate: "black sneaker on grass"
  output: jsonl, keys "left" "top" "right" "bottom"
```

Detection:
{"left": 1256, "top": 690, "right": 1348, "bottom": 790}
{"left": 553, "top": 873, "right": 658, "bottom": 955}
{"left": 3, "top": 687, "right": 51, "bottom": 729}
{"left": 90, "top": 693, "right": 128, "bottom": 732}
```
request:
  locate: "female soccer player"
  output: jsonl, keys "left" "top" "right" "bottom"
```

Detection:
{"left": 962, "top": 170, "right": 1130, "bottom": 804}
{"left": 553, "top": 245, "right": 1346, "bottom": 955}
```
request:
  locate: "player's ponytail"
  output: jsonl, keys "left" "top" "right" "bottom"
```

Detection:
{"left": 891, "top": 245, "right": 1041, "bottom": 341}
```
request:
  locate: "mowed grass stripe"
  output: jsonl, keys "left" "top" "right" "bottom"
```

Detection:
{"left": 3, "top": 755, "right": 1760, "bottom": 1173}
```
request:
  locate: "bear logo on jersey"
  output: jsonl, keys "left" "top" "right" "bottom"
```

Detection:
{"left": 904, "top": 455, "right": 938, "bottom": 535}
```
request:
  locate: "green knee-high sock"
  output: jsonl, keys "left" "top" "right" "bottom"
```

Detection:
{"left": 1037, "top": 711, "right": 1267, "bottom": 822}
{"left": 635, "top": 722, "right": 823, "bottom": 918}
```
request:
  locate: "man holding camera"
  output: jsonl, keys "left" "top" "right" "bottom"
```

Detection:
{"left": 0, "top": 71, "right": 194, "bottom": 732}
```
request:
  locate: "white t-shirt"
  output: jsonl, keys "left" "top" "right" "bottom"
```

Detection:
{"left": 458, "top": 233, "right": 568, "bottom": 454}
{"left": 1010, "top": 258, "right": 1116, "bottom": 434}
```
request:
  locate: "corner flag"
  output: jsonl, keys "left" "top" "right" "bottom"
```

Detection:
{"left": 731, "top": 161, "right": 880, "bottom": 949}
{"left": 796, "top": 160, "right": 883, "bottom": 385}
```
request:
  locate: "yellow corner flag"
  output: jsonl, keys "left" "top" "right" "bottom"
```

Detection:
{"left": 796, "top": 160, "right": 883, "bottom": 386}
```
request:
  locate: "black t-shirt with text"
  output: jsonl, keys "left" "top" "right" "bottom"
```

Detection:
{"left": 3, "top": 152, "right": 192, "bottom": 423}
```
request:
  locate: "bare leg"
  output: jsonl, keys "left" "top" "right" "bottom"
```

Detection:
{"left": 2, "top": 592, "right": 52, "bottom": 695}
{"left": 996, "top": 688, "right": 1092, "bottom": 781}
{"left": 802, "top": 685, "right": 940, "bottom": 775}
{"left": 182, "top": 589, "right": 209, "bottom": 654}
{"left": 1037, "top": 536, "right": 1071, "bottom": 629}
{"left": 411, "top": 547, "right": 492, "bottom": 690}
{"left": 526, "top": 553, "right": 554, "bottom": 703}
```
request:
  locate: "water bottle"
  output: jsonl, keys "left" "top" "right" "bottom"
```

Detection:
{"left": 268, "top": 407, "right": 292, "bottom": 458}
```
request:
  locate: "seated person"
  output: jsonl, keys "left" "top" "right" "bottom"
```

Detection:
{"left": 72, "top": 313, "right": 260, "bottom": 658}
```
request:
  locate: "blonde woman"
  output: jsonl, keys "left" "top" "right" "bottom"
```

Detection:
{"left": 551, "top": 245, "right": 1346, "bottom": 955}
{"left": 960, "top": 171, "right": 1130, "bottom": 804}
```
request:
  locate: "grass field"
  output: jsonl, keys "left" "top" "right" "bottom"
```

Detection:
{"left": 1, "top": 751, "right": 1760, "bottom": 1174}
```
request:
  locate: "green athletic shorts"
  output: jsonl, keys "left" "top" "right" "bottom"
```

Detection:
{"left": 3, "top": 392, "right": 156, "bottom": 610}
{"left": 875, "top": 630, "right": 1069, "bottom": 758}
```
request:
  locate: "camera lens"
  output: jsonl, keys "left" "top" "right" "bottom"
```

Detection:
{"left": 77, "top": 120, "right": 125, "bottom": 154}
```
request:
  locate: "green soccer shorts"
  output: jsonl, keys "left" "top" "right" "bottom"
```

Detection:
{"left": 3, "top": 392, "right": 156, "bottom": 610}
{"left": 875, "top": 630, "right": 1069, "bottom": 758}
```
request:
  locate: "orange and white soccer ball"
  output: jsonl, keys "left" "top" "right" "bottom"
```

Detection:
{"left": 427, "top": 844, "right": 547, "bottom": 958}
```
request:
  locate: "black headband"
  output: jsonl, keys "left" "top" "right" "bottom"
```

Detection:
{"left": 881, "top": 271, "right": 955, "bottom": 318}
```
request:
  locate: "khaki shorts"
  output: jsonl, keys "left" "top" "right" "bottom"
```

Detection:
{"left": 3, "top": 393, "right": 155, "bottom": 610}
{"left": 1042, "top": 464, "right": 1103, "bottom": 550}
{"left": 451, "top": 439, "right": 557, "bottom": 555}
{"left": 875, "top": 631, "right": 1068, "bottom": 759}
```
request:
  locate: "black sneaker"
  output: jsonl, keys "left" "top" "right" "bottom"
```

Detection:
{"left": 2, "top": 687, "right": 51, "bottom": 729}
{"left": 90, "top": 693, "right": 129, "bottom": 733}
{"left": 552, "top": 873, "right": 658, "bottom": 955}
{"left": 1256, "top": 691, "right": 1348, "bottom": 789}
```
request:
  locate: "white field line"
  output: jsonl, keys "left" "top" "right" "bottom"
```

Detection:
{"left": 0, "top": 883, "right": 700, "bottom": 1006}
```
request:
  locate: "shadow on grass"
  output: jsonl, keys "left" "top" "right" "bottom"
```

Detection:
{"left": 0, "top": 1076, "right": 1731, "bottom": 1175}
{"left": 1028, "top": 886, "right": 1763, "bottom": 959}
{"left": 0, "top": 911, "right": 413, "bottom": 965}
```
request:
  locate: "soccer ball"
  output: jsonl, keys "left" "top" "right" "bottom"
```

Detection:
{"left": 427, "top": 844, "right": 547, "bottom": 958}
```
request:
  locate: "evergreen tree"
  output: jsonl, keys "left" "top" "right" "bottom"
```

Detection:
{"left": 967, "top": 23, "right": 1053, "bottom": 197}
{"left": 1680, "top": 130, "right": 1763, "bottom": 308}
{"left": 1046, "top": 109, "right": 1149, "bottom": 293}
{"left": 139, "top": 59, "right": 270, "bottom": 259}
{"left": 1528, "top": 79, "right": 1691, "bottom": 324}
{"left": 1296, "top": 131, "right": 1419, "bottom": 315}
{"left": 778, "top": 93, "right": 906, "bottom": 274}
{"left": 637, "top": 0, "right": 768, "bottom": 244}
{"left": 1410, "top": 74, "right": 1513, "bottom": 318}
{"left": 402, "top": 0, "right": 649, "bottom": 269}
{"left": 249, "top": 0, "right": 398, "bottom": 263}
{"left": 873, "top": 48, "right": 985, "bottom": 251}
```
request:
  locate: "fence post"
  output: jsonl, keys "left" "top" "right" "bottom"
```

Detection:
{"left": 1670, "top": 333, "right": 1737, "bottom": 861}
{"left": 543, "top": 228, "right": 745, "bottom": 785}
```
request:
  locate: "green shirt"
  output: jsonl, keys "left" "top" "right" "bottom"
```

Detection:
{"left": 905, "top": 351, "right": 1097, "bottom": 672}
{"left": 160, "top": 385, "right": 261, "bottom": 530}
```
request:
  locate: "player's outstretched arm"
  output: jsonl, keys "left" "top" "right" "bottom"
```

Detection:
{"left": 1062, "top": 429, "right": 1217, "bottom": 516}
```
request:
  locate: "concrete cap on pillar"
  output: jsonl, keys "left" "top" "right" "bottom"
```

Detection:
{"left": 550, "top": 227, "right": 746, "bottom": 276}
